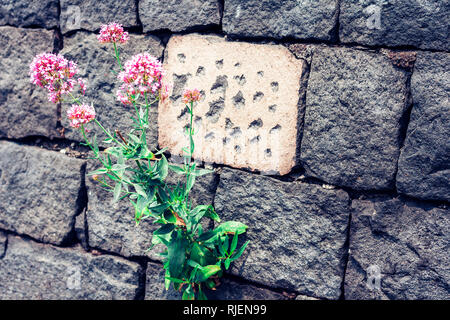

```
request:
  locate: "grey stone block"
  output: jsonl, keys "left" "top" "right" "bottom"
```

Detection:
{"left": 0, "top": 0, "right": 59, "bottom": 28}
{"left": 300, "top": 46, "right": 409, "bottom": 190}
{"left": 214, "top": 168, "right": 351, "bottom": 300}
{"left": 0, "top": 141, "right": 85, "bottom": 245}
{"left": 139, "top": 0, "right": 221, "bottom": 32}
{"left": 345, "top": 196, "right": 450, "bottom": 300}
{"left": 60, "top": 32, "right": 163, "bottom": 150}
{"left": 397, "top": 52, "right": 450, "bottom": 202}
{"left": 223, "top": 0, "right": 339, "bottom": 41}
{"left": 60, "top": 0, "right": 138, "bottom": 34}
{"left": 339, "top": 0, "right": 449, "bottom": 50}
{"left": 0, "top": 235, "right": 142, "bottom": 299}
{"left": 0, "top": 27, "right": 57, "bottom": 139}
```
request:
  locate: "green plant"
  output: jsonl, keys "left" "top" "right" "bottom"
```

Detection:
{"left": 30, "top": 23, "right": 249, "bottom": 300}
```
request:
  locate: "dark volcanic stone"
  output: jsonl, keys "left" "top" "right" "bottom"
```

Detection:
{"left": 214, "top": 168, "right": 350, "bottom": 300}
{"left": 345, "top": 196, "right": 449, "bottom": 300}
{"left": 60, "top": 0, "right": 139, "bottom": 34}
{"left": 60, "top": 32, "right": 163, "bottom": 149}
{"left": 0, "top": 235, "right": 142, "bottom": 299}
{"left": 339, "top": 0, "right": 449, "bottom": 50}
{"left": 0, "top": 0, "right": 59, "bottom": 28}
{"left": 139, "top": 0, "right": 221, "bottom": 33}
{"left": 223, "top": 0, "right": 339, "bottom": 41}
{"left": 300, "top": 46, "right": 409, "bottom": 190}
{"left": 397, "top": 52, "right": 450, "bottom": 202}
{"left": 0, "top": 27, "right": 57, "bottom": 139}
{"left": 0, "top": 141, "right": 85, "bottom": 245}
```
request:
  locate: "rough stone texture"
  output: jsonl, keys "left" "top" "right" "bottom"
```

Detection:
{"left": 159, "top": 34, "right": 304, "bottom": 175}
{"left": 397, "top": 52, "right": 450, "bottom": 202}
{"left": 0, "top": 0, "right": 59, "bottom": 28}
{"left": 139, "top": 0, "right": 221, "bottom": 33}
{"left": 60, "top": 0, "right": 138, "bottom": 34}
{"left": 60, "top": 32, "right": 163, "bottom": 149}
{"left": 0, "top": 235, "right": 142, "bottom": 299}
{"left": 0, "top": 27, "right": 57, "bottom": 139}
{"left": 0, "top": 231, "right": 6, "bottom": 257}
{"left": 145, "top": 262, "right": 287, "bottom": 300}
{"left": 300, "top": 46, "right": 409, "bottom": 190}
{"left": 86, "top": 161, "right": 218, "bottom": 259}
{"left": 214, "top": 168, "right": 350, "bottom": 300}
{"left": 223, "top": 0, "right": 339, "bottom": 41}
{"left": 0, "top": 141, "right": 85, "bottom": 245}
{"left": 339, "top": 0, "right": 450, "bottom": 51}
{"left": 345, "top": 197, "right": 449, "bottom": 300}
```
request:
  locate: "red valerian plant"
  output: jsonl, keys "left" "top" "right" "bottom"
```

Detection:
{"left": 30, "top": 23, "right": 249, "bottom": 300}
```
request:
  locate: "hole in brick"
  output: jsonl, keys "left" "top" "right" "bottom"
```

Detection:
{"left": 177, "top": 106, "right": 189, "bottom": 121}
{"left": 234, "top": 145, "right": 241, "bottom": 153}
{"left": 257, "top": 71, "right": 264, "bottom": 78}
{"left": 270, "top": 124, "right": 281, "bottom": 134}
{"left": 223, "top": 137, "right": 231, "bottom": 145}
{"left": 265, "top": 148, "right": 272, "bottom": 157}
{"left": 234, "top": 62, "right": 241, "bottom": 67}
{"left": 194, "top": 116, "right": 202, "bottom": 127}
{"left": 225, "top": 118, "right": 234, "bottom": 129}
{"left": 232, "top": 91, "right": 245, "bottom": 109}
{"left": 271, "top": 82, "right": 279, "bottom": 92}
{"left": 249, "top": 118, "right": 263, "bottom": 129}
{"left": 205, "top": 98, "right": 225, "bottom": 123}
{"left": 210, "top": 75, "right": 228, "bottom": 95}
{"left": 199, "top": 90, "right": 206, "bottom": 102}
{"left": 205, "top": 132, "right": 215, "bottom": 140}
{"left": 230, "top": 127, "right": 242, "bottom": 137}
{"left": 177, "top": 53, "right": 186, "bottom": 63}
{"left": 253, "top": 92, "right": 264, "bottom": 102}
{"left": 268, "top": 104, "right": 277, "bottom": 112}
{"left": 216, "top": 59, "right": 224, "bottom": 69}
{"left": 233, "top": 74, "right": 246, "bottom": 86}
{"left": 249, "top": 135, "right": 260, "bottom": 144}
{"left": 196, "top": 66, "right": 205, "bottom": 76}
{"left": 171, "top": 73, "right": 191, "bottom": 101}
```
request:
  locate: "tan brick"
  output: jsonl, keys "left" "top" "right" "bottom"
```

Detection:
{"left": 158, "top": 34, "right": 303, "bottom": 175}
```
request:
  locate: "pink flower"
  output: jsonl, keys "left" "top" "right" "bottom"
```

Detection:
{"left": 182, "top": 89, "right": 201, "bottom": 104}
{"left": 159, "top": 83, "right": 171, "bottom": 102}
{"left": 67, "top": 104, "right": 96, "bottom": 128}
{"left": 29, "top": 53, "right": 81, "bottom": 103}
{"left": 116, "top": 53, "right": 164, "bottom": 105}
{"left": 97, "top": 23, "right": 129, "bottom": 44}
{"left": 78, "top": 78, "right": 86, "bottom": 95}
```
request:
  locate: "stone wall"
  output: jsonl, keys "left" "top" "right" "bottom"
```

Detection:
{"left": 0, "top": 0, "right": 448, "bottom": 300}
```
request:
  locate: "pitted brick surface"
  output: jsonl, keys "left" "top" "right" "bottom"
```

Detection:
{"left": 158, "top": 34, "right": 303, "bottom": 175}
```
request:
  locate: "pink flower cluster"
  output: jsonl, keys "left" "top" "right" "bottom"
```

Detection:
{"left": 67, "top": 104, "right": 96, "bottom": 128}
{"left": 182, "top": 89, "right": 201, "bottom": 104}
{"left": 97, "top": 23, "right": 129, "bottom": 44}
{"left": 116, "top": 53, "right": 165, "bottom": 105}
{"left": 29, "top": 53, "right": 85, "bottom": 103}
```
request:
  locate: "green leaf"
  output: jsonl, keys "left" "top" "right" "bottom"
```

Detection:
{"left": 113, "top": 182, "right": 122, "bottom": 202}
{"left": 182, "top": 285, "right": 195, "bottom": 300}
{"left": 169, "top": 164, "right": 185, "bottom": 175}
{"left": 214, "top": 221, "right": 248, "bottom": 236}
{"left": 111, "top": 164, "right": 129, "bottom": 171}
{"left": 189, "top": 135, "right": 195, "bottom": 154}
{"left": 185, "top": 174, "right": 195, "bottom": 196}
{"left": 157, "top": 155, "right": 168, "bottom": 180}
{"left": 230, "top": 240, "right": 250, "bottom": 262}
{"left": 168, "top": 230, "right": 187, "bottom": 279}
{"left": 196, "top": 265, "right": 221, "bottom": 282}
{"left": 191, "top": 168, "right": 214, "bottom": 177}
{"left": 154, "top": 223, "right": 175, "bottom": 235}
{"left": 230, "top": 232, "right": 238, "bottom": 254}
{"left": 197, "top": 286, "right": 208, "bottom": 300}
{"left": 133, "top": 184, "right": 147, "bottom": 198}
{"left": 224, "top": 258, "right": 231, "bottom": 270}
{"left": 87, "top": 168, "right": 108, "bottom": 175}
